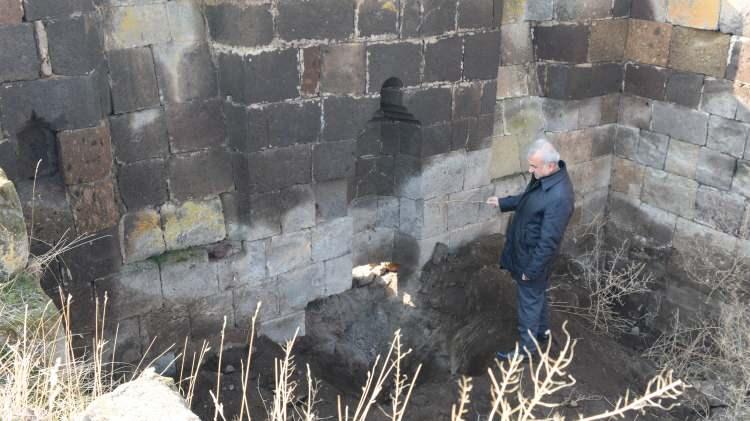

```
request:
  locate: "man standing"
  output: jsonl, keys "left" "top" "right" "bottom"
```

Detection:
{"left": 486, "top": 138, "right": 575, "bottom": 360}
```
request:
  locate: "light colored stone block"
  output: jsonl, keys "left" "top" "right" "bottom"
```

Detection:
{"left": 502, "top": 96, "right": 544, "bottom": 137}
{"left": 233, "top": 281, "right": 280, "bottom": 325}
{"left": 267, "top": 230, "right": 312, "bottom": 276}
{"left": 350, "top": 196, "right": 378, "bottom": 233}
{"left": 695, "top": 186, "right": 746, "bottom": 235}
{"left": 120, "top": 209, "right": 165, "bottom": 264}
{"left": 281, "top": 185, "right": 315, "bottom": 233}
{"left": 642, "top": 168, "right": 698, "bottom": 218}
{"left": 324, "top": 253, "right": 352, "bottom": 296}
{"left": 376, "top": 196, "right": 399, "bottom": 229}
{"left": 665, "top": 139, "right": 700, "bottom": 178}
{"left": 707, "top": 115, "right": 749, "bottom": 158}
{"left": 277, "top": 263, "right": 324, "bottom": 312}
{"left": 612, "top": 157, "right": 645, "bottom": 198}
{"left": 568, "top": 156, "right": 612, "bottom": 195}
{"left": 464, "top": 149, "right": 492, "bottom": 190}
{"left": 260, "top": 311, "right": 305, "bottom": 344}
{"left": 104, "top": 4, "right": 171, "bottom": 50}
{"left": 618, "top": 96, "right": 652, "bottom": 130}
{"left": 188, "top": 292, "right": 234, "bottom": 339}
{"left": 652, "top": 101, "right": 708, "bottom": 146}
{"left": 549, "top": 129, "right": 593, "bottom": 165}
{"left": 490, "top": 135, "right": 522, "bottom": 179}
{"left": 673, "top": 217, "right": 737, "bottom": 254}
{"left": 720, "top": 0, "right": 750, "bottom": 36}
{"left": 159, "top": 248, "right": 218, "bottom": 304}
{"left": 166, "top": 0, "right": 204, "bottom": 43}
{"left": 497, "top": 65, "right": 529, "bottom": 99}
{"left": 625, "top": 19, "right": 672, "bottom": 66}
{"left": 99, "top": 261, "right": 162, "bottom": 320}
{"left": 312, "top": 217, "right": 352, "bottom": 262}
{"left": 352, "top": 227, "right": 393, "bottom": 265}
{"left": 396, "top": 151, "right": 466, "bottom": 200}
{"left": 732, "top": 159, "right": 750, "bottom": 198}
{"left": 668, "top": 26, "right": 730, "bottom": 78}
{"left": 667, "top": 0, "right": 720, "bottom": 30}
{"left": 399, "top": 196, "right": 447, "bottom": 240}
{"left": 161, "top": 198, "right": 226, "bottom": 251}
{"left": 215, "top": 240, "right": 266, "bottom": 290}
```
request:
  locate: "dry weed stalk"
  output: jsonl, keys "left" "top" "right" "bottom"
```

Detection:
{"left": 557, "top": 216, "right": 652, "bottom": 335}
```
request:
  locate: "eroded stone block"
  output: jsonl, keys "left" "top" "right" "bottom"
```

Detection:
{"left": 161, "top": 198, "right": 226, "bottom": 250}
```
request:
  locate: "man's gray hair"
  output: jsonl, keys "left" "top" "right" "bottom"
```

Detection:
{"left": 526, "top": 138, "right": 560, "bottom": 164}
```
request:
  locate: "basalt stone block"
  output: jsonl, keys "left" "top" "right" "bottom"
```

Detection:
{"left": 358, "top": 0, "right": 399, "bottom": 36}
{"left": 108, "top": 47, "right": 160, "bottom": 114}
{"left": 224, "top": 103, "right": 248, "bottom": 153}
{"left": 613, "top": 0, "right": 631, "bottom": 17}
{"left": 467, "top": 115, "right": 493, "bottom": 151}
{"left": 612, "top": 157, "right": 645, "bottom": 197}
{"left": 367, "top": 43, "right": 422, "bottom": 92}
{"left": 69, "top": 178, "right": 120, "bottom": 234}
{"left": 481, "top": 81, "right": 497, "bottom": 115}
{"left": 0, "top": 0, "right": 23, "bottom": 24}
{"left": 458, "top": 0, "right": 495, "bottom": 29}
{"left": 118, "top": 159, "right": 167, "bottom": 210}
{"left": 23, "top": 0, "right": 94, "bottom": 20}
{"left": 420, "top": 0, "right": 457, "bottom": 35}
{"left": 549, "top": 129, "right": 593, "bottom": 164}
{"left": 61, "top": 225, "right": 121, "bottom": 287}
{"left": 589, "top": 19, "right": 628, "bottom": 62}
{"left": 696, "top": 148, "right": 736, "bottom": 190}
{"left": 119, "top": 210, "right": 165, "bottom": 264}
{"left": 626, "top": 19, "right": 672, "bottom": 68}
{"left": 324, "top": 253, "right": 352, "bottom": 295}
{"left": 669, "top": 26, "right": 730, "bottom": 78}
{"left": 619, "top": 96, "right": 652, "bottom": 130}
{"left": 168, "top": 150, "right": 233, "bottom": 201}
{"left": 245, "top": 48, "right": 299, "bottom": 104}
{"left": 734, "top": 160, "right": 750, "bottom": 198}
{"left": 701, "top": 78, "right": 738, "bottom": 119}
{"left": 452, "top": 84, "right": 481, "bottom": 121}
{"left": 405, "top": 87, "right": 452, "bottom": 125}
{"left": 215, "top": 240, "right": 266, "bottom": 290}
{"left": 601, "top": 94, "right": 620, "bottom": 124}
{"left": 652, "top": 101, "right": 708, "bottom": 146}
{"left": 354, "top": 155, "right": 395, "bottom": 197}
{"left": 96, "top": 261, "right": 161, "bottom": 321}
{"left": 631, "top": 0, "right": 668, "bottom": 22}
{"left": 542, "top": 98, "right": 578, "bottom": 132}
{"left": 166, "top": 99, "right": 225, "bottom": 153}
{"left": 239, "top": 190, "right": 281, "bottom": 241}
{"left": 159, "top": 248, "right": 217, "bottom": 303}
{"left": 592, "top": 125, "right": 616, "bottom": 157}
{"left": 633, "top": 203, "right": 677, "bottom": 246}
{"left": 545, "top": 63, "right": 622, "bottom": 100}
{"left": 302, "top": 47, "right": 321, "bottom": 96}
{"left": 153, "top": 42, "right": 217, "bottom": 104}
{"left": 205, "top": 3, "right": 273, "bottom": 47}
{"left": 166, "top": 0, "right": 204, "bottom": 44}
{"left": 667, "top": 0, "right": 720, "bottom": 30}
{"left": 0, "top": 24, "right": 39, "bottom": 83}
{"left": 57, "top": 122, "right": 111, "bottom": 187}
{"left": 424, "top": 37, "right": 462, "bottom": 83}
{"left": 312, "top": 216, "right": 352, "bottom": 262}
{"left": 161, "top": 198, "right": 226, "bottom": 250}
{"left": 555, "top": 0, "right": 611, "bottom": 20}
{"left": 322, "top": 96, "right": 379, "bottom": 142}
{"left": 463, "top": 31, "right": 502, "bottom": 80}
{"left": 249, "top": 101, "right": 321, "bottom": 149}
{"left": 641, "top": 168, "right": 698, "bottom": 218}
{"left": 217, "top": 52, "right": 245, "bottom": 102}
{"left": 277, "top": 264, "right": 324, "bottom": 314}
{"left": 463, "top": 148, "right": 492, "bottom": 189}
{"left": 707, "top": 115, "right": 749, "bottom": 158}
{"left": 533, "top": 24, "right": 589, "bottom": 64}
{"left": 267, "top": 230, "right": 312, "bottom": 277}
{"left": 421, "top": 122, "right": 453, "bottom": 156}
{"left": 635, "top": 130, "right": 669, "bottom": 169}
{"left": 109, "top": 108, "right": 168, "bottom": 164}
{"left": 280, "top": 184, "right": 315, "bottom": 233}
{"left": 321, "top": 44, "right": 366, "bottom": 95}
{"left": 233, "top": 281, "right": 281, "bottom": 325}
{"left": 665, "top": 139, "right": 700, "bottom": 178}
{"left": 277, "top": 0, "right": 355, "bottom": 41}
{"left": 720, "top": 1, "right": 750, "bottom": 36}
{"left": 695, "top": 186, "right": 745, "bottom": 235}
{"left": 247, "top": 145, "right": 312, "bottom": 194}
{"left": 615, "top": 125, "right": 640, "bottom": 160}
{"left": 314, "top": 179, "right": 348, "bottom": 222}
{"left": 665, "top": 71, "right": 703, "bottom": 108}
{"left": 727, "top": 36, "right": 750, "bottom": 84}
{"left": 103, "top": 4, "right": 170, "bottom": 50}
{"left": 578, "top": 97, "right": 602, "bottom": 128}
{"left": 313, "top": 140, "right": 356, "bottom": 182}
{"left": 46, "top": 15, "right": 104, "bottom": 77}
{"left": 624, "top": 63, "right": 669, "bottom": 100}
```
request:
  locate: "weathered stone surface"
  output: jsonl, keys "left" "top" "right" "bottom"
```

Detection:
{"left": 205, "top": 3, "right": 273, "bottom": 47}
{"left": 232, "top": 191, "right": 281, "bottom": 241}
{"left": 160, "top": 248, "right": 217, "bottom": 303}
{"left": 247, "top": 145, "right": 312, "bottom": 194}
{"left": 166, "top": 0, "right": 204, "bottom": 43}
{"left": 652, "top": 101, "right": 708, "bottom": 145}
{"left": 153, "top": 42, "right": 217, "bottom": 104}
{"left": 110, "top": 108, "right": 169, "bottom": 164}
{"left": 376, "top": 196, "right": 399, "bottom": 229}
{"left": 720, "top": 0, "right": 750, "bottom": 36}
{"left": 118, "top": 159, "right": 168, "bottom": 210}
{"left": 108, "top": 47, "right": 160, "bottom": 114}
{"left": 188, "top": 292, "right": 235, "bottom": 342}
{"left": 0, "top": 24, "right": 40, "bottom": 83}
{"left": 624, "top": 63, "right": 669, "bottom": 100}
{"left": 57, "top": 122, "right": 112, "bottom": 185}
{"left": 625, "top": 19, "right": 672, "bottom": 66}
{"left": 161, "top": 198, "right": 226, "bottom": 250}
{"left": 0, "top": 0, "right": 23, "bottom": 24}
{"left": 368, "top": 42, "right": 422, "bottom": 92}
{"left": 249, "top": 101, "right": 321, "bottom": 149}
{"left": 636, "top": 130, "right": 669, "bottom": 169}
{"left": 542, "top": 98, "right": 578, "bottom": 132}
{"left": 396, "top": 152, "right": 465, "bottom": 200}
{"left": 490, "top": 135, "right": 521, "bottom": 179}
{"left": 69, "top": 179, "right": 120, "bottom": 234}
{"left": 667, "top": 0, "right": 720, "bottom": 30}
{"left": 727, "top": 36, "right": 750, "bottom": 84}
{"left": 612, "top": 157, "right": 645, "bottom": 197}
{"left": 733, "top": 160, "right": 750, "bottom": 197}
{"left": 313, "top": 140, "right": 356, "bottom": 182}
{"left": 447, "top": 188, "right": 493, "bottom": 230}
{"left": 314, "top": 179, "right": 348, "bottom": 223}
{"left": 589, "top": 19, "right": 628, "bottom": 62}
{"left": 358, "top": 0, "right": 399, "bottom": 35}
{"left": 280, "top": 185, "right": 315, "bottom": 233}
{"left": 642, "top": 168, "right": 698, "bottom": 217}
{"left": 0, "top": 168, "right": 28, "bottom": 279}
{"left": 302, "top": 47, "right": 321, "bottom": 96}
{"left": 555, "top": 0, "right": 611, "bottom": 20}
{"left": 497, "top": 65, "right": 529, "bottom": 99}
{"left": 549, "top": 130, "right": 592, "bottom": 165}
{"left": 619, "top": 96, "right": 652, "bottom": 130}
{"left": 268, "top": 230, "right": 312, "bottom": 277}
{"left": 463, "top": 31, "right": 502, "bottom": 80}
{"left": 736, "top": 84, "right": 750, "bottom": 123}
{"left": 707, "top": 115, "right": 749, "bottom": 158}
{"left": 166, "top": 99, "right": 225, "bottom": 153}
{"left": 244, "top": 48, "right": 299, "bottom": 104}
{"left": 103, "top": 4, "right": 170, "bottom": 50}
{"left": 277, "top": 0, "right": 354, "bottom": 40}
{"left": 46, "top": 15, "right": 103, "bottom": 76}
{"left": 577, "top": 97, "right": 602, "bottom": 128}
{"left": 665, "top": 71, "right": 704, "bottom": 108}
{"left": 323, "top": 253, "right": 352, "bottom": 296}
{"left": 534, "top": 24, "right": 589, "bottom": 63}
{"left": 500, "top": 23, "right": 532, "bottom": 66}
{"left": 673, "top": 217, "right": 738, "bottom": 257}
{"left": 601, "top": 94, "right": 620, "bottom": 124}
{"left": 423, "top": 36, "right": 462, "bottom": 83}
{"left": 631, "top": 0, "right": 668, "bottom": 21}
{"left": 458, "top": 0, "right": 494, "bottom": 29}
{"left": 503, "top": 96, "right": 544, "bottom": 136}
{"left": 701, "top": 77, "right": 739, "bottom": 119}
{"left": 669, "top": 26, "right": 730, "bottom": 78}
{"left": 696, "top": 148, "right": 736, "bottom": 190}
{"left": 568, "top": 157, "right": 612, "bottom": 195}
{"left": 322, "top": 96, "right": 378, "bottom": 142}
{"left": 214, "top": 240, "right": 266, "bottom": 290}
{"left": 419, "top": 0, "right": 458, "bottom": 35}
{"left": 543, "top": 63, "right": 623, "bottom": 100}
{"left": 97, "top": 260, "right": 162, "bottom": 320}
{"left": 312, "top": 216, "right": 352, "bottom": 262}
{"left": 635, "top": 203, "right": 678, "bottom": 245}
{"left": 119, "top": 209, "right": 165, "bottom": 264}
{"left": 591, "top": 125, "right": 616, "bottom": 157}
{"left": 399, "top": 196, "right": 447, "bottom": 239}
{"left": 320, "top": 44, "right": 365, "bottom": 95}
{"left": 169, "top": 150, "right": 233, "bottom": 201}
{"left": 463, "top": 149, "right": 492, "bottom": 190}
{"left": 665, "top": 138, "right": 700, "bottom": 178}
{"left": 406, "top": 87, "right": 453, "bottom": 126}
{"left": 695, "top": 186, "right": 746, "bottom": 235}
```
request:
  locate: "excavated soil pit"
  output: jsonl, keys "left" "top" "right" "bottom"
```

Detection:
{"left": 192, "top": 235, "right": 695, "bottom": 420}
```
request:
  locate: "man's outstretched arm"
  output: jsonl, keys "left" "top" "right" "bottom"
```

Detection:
{"left": 486, "top": 194, "right": 522, "bottom": 212}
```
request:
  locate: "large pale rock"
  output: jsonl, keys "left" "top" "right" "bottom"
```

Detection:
{"left": 0, "top": 167, "right": 28, "bottom": 280}
{"left": 76, "top": 368, "right": 199, "bottom": 421}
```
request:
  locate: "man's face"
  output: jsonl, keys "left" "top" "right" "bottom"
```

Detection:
{"left": 527, "top": 151, "right": 556, "bottom": 179}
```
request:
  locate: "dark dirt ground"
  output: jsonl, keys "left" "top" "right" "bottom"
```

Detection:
{"left": 190, "top": 235, "right": 696, "bottom": 421}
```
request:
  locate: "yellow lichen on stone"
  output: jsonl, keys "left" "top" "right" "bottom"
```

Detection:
{"left": 382, "top": 1, "right": 398, "bottom": 13}
{"left": 161, "top": 199, "right": 226, "bottom": 251}
{"left": 502, "top": 0, "right": 527, "bottom": 24}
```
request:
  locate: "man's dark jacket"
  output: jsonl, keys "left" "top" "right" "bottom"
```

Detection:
{"left": 499, "top": 160, "right": 575, "bottom": 286}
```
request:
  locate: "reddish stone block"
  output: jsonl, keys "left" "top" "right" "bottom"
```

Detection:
{"left": 0, "top": 0, "right": 23, "bottom": 24}
{"left": 68, "top": 178, "right": 120, "bottom": 234}
{"left": 58, "top": 122, "right": 113, "bottom": 185}
{"left": 302, "top": 46, "right": 321, "bottom": 96}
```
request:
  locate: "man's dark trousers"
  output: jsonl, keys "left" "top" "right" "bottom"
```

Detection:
{"left": 516, "top": 278, "right": 549, "bottom": 353}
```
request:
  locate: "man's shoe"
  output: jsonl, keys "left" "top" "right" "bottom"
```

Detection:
{"left": 495, "top": 349, "right": 527, "bottom": 362}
